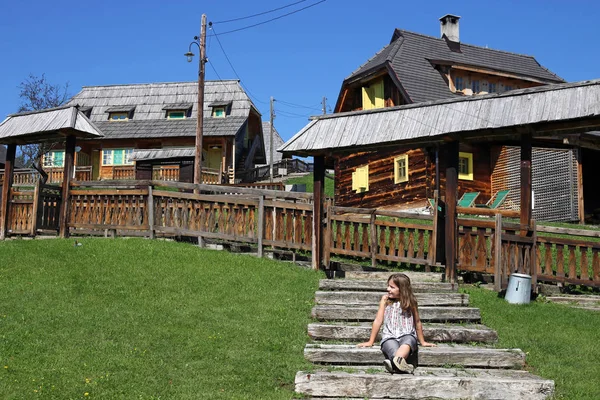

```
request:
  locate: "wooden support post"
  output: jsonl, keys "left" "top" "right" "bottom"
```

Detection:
{"left": 494, "top": 213, "right": 503, "bottom": 292}
{"left": 370, "top": 211, "right": 377, "bottom": 269}
{"left": 147, "top": 185, "right": 155, "bottom": 239}
{"left": 257, "top": 195, "right": 264, "bottom": 257}
{"left": 520, "top": 134, "right": 532, "bottom": 230}
{"left": 31, "top": 178, "right": 41, "bottom": 237}
{"left": 428, "top": 190, "right": 440, "bottom": 272}
{"left": 0, "top": 144, "right": 16, "bottom": 240}
{"left": 445, "top": 141, "right": 459, "bottom": 284}
{"left": 59, "top": 135, "right": 76, "bottom": 238}
{"left": 577, "top": 149, "right": 585, "bottom": 224}
{"left": 323, "top": 198, "right": 332, "bottom": 269}
{"left": 530, "top": 219, "right": 538, "bottom": 292}
{"left": 312, "top": 156, "right": 325, "bottom": 271}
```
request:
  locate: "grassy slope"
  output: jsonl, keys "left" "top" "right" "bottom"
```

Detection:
{"left": 464, "top": 287, "right": 600, "bottom": 400}
{"left": 285, "top": 173, "right": 335, "bottom": 198}
{"left": 0, "top": 239, "right": 323, "bottom": 399}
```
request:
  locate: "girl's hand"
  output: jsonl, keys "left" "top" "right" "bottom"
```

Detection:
{"left": 420, "top": 341, "right": 437, "bottom": 347}
{"left": 357, "top": 342, "right": 373, "bottom": 348}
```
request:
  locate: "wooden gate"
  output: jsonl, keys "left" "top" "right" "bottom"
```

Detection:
{"left": 35, "top": 183, "right": 62, "bottom": 233}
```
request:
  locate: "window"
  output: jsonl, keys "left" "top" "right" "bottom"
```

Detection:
{"left": 489, "top": 83, "right": 497, "bottom": 93}
{"left": 351, "top": 165, "right": 369, "bottom": 193}
{"left": 394, "top": 154, "right": 409, "bottom": 184}
{"left": 167, "top": 110, "right": 186, "bottom": 119}
{"left": 102, "top": 149, "right": 134, "bottom": 166}
{"left": 455, "top": 77, "right": 464, "bottom": 91}
{"left": 109, "top": 112, "right": 128, "bottom": 121}
{"left": 361, "top": 79, "right": 384, "bottom": 110}
{"left": 505, "top": 85, "right": 513, "bottom": 92}
{"left": 471, "top": 80, "right": 480, "bottom": 93}
{"left": 43, "top": 150, "right": 64, "bottom": 168}
{"left": 458, "top": 152, "right": 473, "bottom": 180}
{"left": 212, "top": 107, "right": 225, "bottom": 117}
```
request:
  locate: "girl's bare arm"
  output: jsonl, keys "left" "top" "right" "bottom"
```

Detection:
{"left": 357, "top": 295, "right": 387, "bottom": 347}
{"left": 413, "top": 306, "right": 436, "bottom": 347}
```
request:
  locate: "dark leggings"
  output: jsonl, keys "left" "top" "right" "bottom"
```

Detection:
{"left": 381, "top": 335, "right": 419, "bottom": 366}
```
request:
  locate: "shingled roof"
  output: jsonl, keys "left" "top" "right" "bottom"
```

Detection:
{"left": 345, "top": 29, "right": 565, "bottom": 104}
{"left": 261, "top": 121, "right": 285, "bottom": 164}
{"left": 65, "top": 80, "right": 259, "bottom": 139}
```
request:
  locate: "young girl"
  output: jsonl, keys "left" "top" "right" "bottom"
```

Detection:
{"left": 358, "top": 273, "right": 436, "bottom": 373}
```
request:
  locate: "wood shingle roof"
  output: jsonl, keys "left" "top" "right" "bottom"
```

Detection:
{"left": 346, "top": 30, "right": 565, "bottom": 104}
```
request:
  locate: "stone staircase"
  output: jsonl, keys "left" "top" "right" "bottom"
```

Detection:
{"left": 295, "top": 271, "right": 555, "bottom": 399}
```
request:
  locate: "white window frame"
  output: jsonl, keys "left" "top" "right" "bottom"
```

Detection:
{"left": 102, "top": 149, "right": 134, "bottom": 166}
{"left": 43, "top": 150, "right": 65, "bottom": 168}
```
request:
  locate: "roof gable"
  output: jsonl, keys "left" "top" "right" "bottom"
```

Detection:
{"left": 345, "top": 29, "right": 565, "bottom": 104}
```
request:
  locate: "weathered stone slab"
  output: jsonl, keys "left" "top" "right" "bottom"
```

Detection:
{"left": 546, "top": 295, "right": 600, "bottom": 306}
{"left": 345, "top": 271, "right": 443, "bottom": 282}
{"left": 312, "top": 306, "right": 480, "bottom": 322}
{"left": 307, "top": 322, "right": 498, "bottom": 343}
{"left": 304, "top": 344, "right": 525, "bottom": 368}
{"left": 295, "top": 370, "right": 554, "bottom": 399}
{"left": 319, "top": 279, "right": 457, "bottom": 292}
{"left": 315, "top": 291, "right": 469, "bottom": 306}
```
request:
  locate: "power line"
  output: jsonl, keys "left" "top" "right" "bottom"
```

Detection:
{"left": 212, "top": 0, "right": 309, "bottom": 24}
{"left": 207, "top": 0, "right": 326, "bottom": 36}
{"left": 276, "top": 99, "right": 322, "bottom": 111}
{"left": 209, "top": 25, "right": 269, "bottom": 105}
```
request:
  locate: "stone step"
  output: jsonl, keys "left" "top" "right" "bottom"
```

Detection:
{"left": 344, "top": 271, "right": 443, "bottom": 282}
{"left": 304, "top": 344, "right": 524, "bottom": 368}
{"left": 546, "top": 295, "right": 600, "bottom": 306}
{"left": 295, "top": 370, "right": 554, "bottom": 399}
{"left": 312, "top": 305, "right": 480, "bottom": 322}
{"left": 320, "top": 279, "right": 457, "bottom": 292}
{"left": 307, "top": 322, "right": 498, "bottom": 343}
{"left": 315, "top": 291, "right": 469, "bottom": 306}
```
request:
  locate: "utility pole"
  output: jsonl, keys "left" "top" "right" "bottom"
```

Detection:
{"left": 194, "top": 14, "right": 207, "bottom": 188}
{"left": 322, "top": 96, "right": 327, "bottom": 115}
{"left": 269, "top": 96, "right": 275, "bottom": 183}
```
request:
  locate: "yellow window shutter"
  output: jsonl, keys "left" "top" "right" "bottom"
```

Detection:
{"left": 373, "top": 80, "right": 384, "bottom": 108}
{"left": 362, "top": 87, "right": 375, "bottom": 110}
{"left": 352, "top": 171, "right": 357, "bottom": 191}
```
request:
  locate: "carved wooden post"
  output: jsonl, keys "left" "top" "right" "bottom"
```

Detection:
{"left": 59, "top": 135, "right": 76, "bottom": 238}
{"left": 445, "top": 141, "right": 459, "bottom": 284}
{"left": 322, "top": 197, "right": 333, "bottom": 269}
{"left": 257, "top": 195, "right": 264, "bottom": 257}
{"left": 0, "top": 144, "right": 16, "bottom": 240}
{"left": 494, "top": 213, "right": 503, "bottom": 292}
{"left": 312, "top": 156, "right": 325, "bottom": 271}
{"left": 520, "top": 133, "right": 532, "bottom": 230}
{"left": 147, "top": 185, "right": 155, "bottom": 239}
{"left": 31, "top": 178, "right": 41, "bottom": 237}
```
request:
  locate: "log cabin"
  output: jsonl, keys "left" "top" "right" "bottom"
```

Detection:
{"left": 329, "top": 15, "right": 587, "bottom": 222}
{"left": 40, "top": 80, "right": 266, "bottom": 183}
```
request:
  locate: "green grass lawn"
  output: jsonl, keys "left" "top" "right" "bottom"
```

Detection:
{"left": 285, "top": 173, "right": 334, "bottom": 197}
{"left": 464, "top": 286, "right": 600, "bottom": 400}
{"left": 0, "top": 238, "right": 323, "bottom": 399}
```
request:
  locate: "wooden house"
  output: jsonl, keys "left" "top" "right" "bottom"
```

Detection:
{"left": 39, "top": 80, "right": 266, "bottom": 183}
{"left": 329, "top": 15, "right": 585, "bottom": 222}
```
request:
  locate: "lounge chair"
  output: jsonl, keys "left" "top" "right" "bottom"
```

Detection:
{"left": 475, "top": 189, "right": 510, "bottom": 209}
{"left": 457, "top": 192, "right": 480, "bottom": 208}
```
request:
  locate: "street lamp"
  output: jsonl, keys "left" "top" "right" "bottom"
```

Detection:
{"left": 184, "top": 14, "right": 207, "bottom": 187}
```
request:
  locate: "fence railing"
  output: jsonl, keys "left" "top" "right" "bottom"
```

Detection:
{"left": 324, "top": 206, "right": 435, "bottom": 270}
{"left": 3, "top": 178, "right": 600, "bottom": 290}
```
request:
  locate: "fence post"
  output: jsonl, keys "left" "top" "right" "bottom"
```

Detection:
{"left": 530, "top": 220, "right": 538, "bottom": 292}
{"left": 147, "top": 185, "right": 155, "bottom": 239}
{"left": 323, "top": 198, "right": 332, "bottom": 269}
{"left": 370, "top": 210, "right": 377, "bottom": 269}
{"left": 59, "top": 135, "right": 76, "bottom": 238}
{"left": 494, "top": 213, "right": 503, "bottom": 292}
{"left": 31, "top": 179, "right": 41, "bottom": 237}
{"left": 257, "top": 195, "right": 264, "bottom": 257}
{"left": 0, "top": 144, "right": 16, "bottom": 240}
{"left": 428, "top": 190, "right": 440, "bottom": 271}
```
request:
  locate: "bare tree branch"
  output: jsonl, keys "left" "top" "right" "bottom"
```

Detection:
{"left": 17, "top": 74, "right": 70, "bottom": 182}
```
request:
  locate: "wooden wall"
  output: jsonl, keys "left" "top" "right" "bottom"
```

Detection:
{"left": 335, "top": 147, "right": 429, "bottom": 209}
{"left": 335, "top": 143, "right": 493, "bottom": 209}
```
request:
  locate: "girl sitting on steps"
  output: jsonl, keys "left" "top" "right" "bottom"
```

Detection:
{"left": 358, "top": 273, "right": 436, "bottom": 373}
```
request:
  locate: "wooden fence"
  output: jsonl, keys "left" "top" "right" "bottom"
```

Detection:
{"left": 2, "top": 179, "right": 600, "bottom": 289}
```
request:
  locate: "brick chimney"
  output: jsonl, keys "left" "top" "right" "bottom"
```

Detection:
{"left": 440, "top": 14, "right": 460, "bottom": 42}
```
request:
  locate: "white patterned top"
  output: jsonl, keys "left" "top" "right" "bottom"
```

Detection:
{"left": 381, "top": 301, "right": 416, "bottom": 344}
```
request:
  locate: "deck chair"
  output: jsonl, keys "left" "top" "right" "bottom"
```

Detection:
{"left": 457, "top": 192, "right": 480, "bottom": 208}
{"left": 428, "top": 198, "right": 442, "bottom": 212}
{"left": 475, "top": 189, "right": 510, "bottom": 209}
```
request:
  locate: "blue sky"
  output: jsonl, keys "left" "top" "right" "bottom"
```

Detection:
{"left": 1, "top": 0, "right": 599, "bottom": 144}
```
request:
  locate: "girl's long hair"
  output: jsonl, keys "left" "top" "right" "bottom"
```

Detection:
{"left": 387, "top": 273, "right": 418, "bottom": 312}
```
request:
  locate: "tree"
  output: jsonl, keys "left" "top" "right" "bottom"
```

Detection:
{"left": 17, "top": 74, "right": 70, "bottom": 182}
